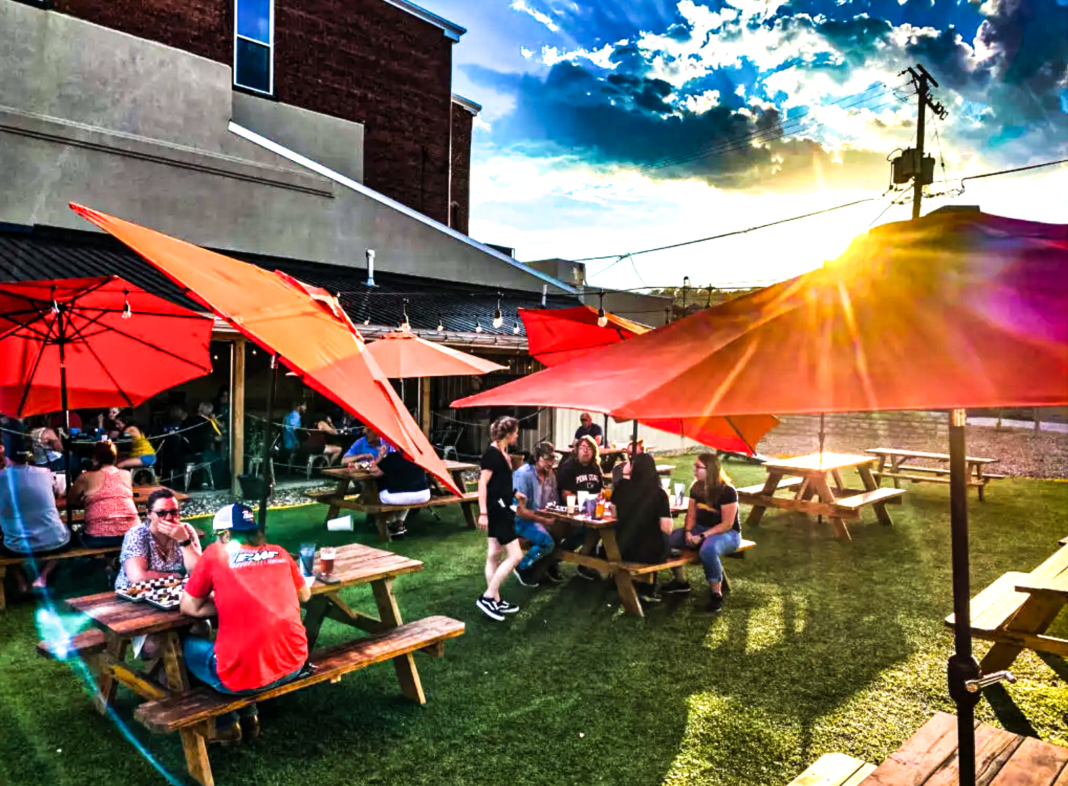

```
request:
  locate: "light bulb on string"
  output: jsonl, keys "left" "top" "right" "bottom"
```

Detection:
{"left": 513, "top": 320, "right": 520, "bottom": 335}
{"left": 596, "top": 292, "right": 607, "bottom": 328}
{"left": 474, "top": 317, "right": 483, "bottom": 333}
{"left": 401, "top": 299, "right": 411, "bottom": 332}
{"left": 121, "top": 290, "right": 132, "bottom": 320}
{"left": 437, "top": 318, "right": 445, "bottom": 333}
{"left": 492, "top": 293, "right": 503, "bottom": 329}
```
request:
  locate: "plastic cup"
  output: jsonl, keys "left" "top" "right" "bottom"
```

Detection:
{"left": 565, "top": 494, "right": 576, "bottom": 514}
{"left": 320, "top": 546, "right": 337, "bottom": 576}
{"left": 298, "top": 543, "right": 316, "bottom": 577}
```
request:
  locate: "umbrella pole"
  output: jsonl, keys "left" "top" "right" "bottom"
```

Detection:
{"left": 947, "top": 408, "right": 980, "bottom": 786}
{"left": 59, "top": 335, "right": 73, "bottom": 530}
{"left": 817, "top": 413, "right": 826, "bottom": 524}
{"left": 257, "top": 354, "right": 278, "bottom": 529}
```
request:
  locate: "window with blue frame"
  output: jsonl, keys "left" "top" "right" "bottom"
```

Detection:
{"left": 234, "top": 0, "right": 273, "bottom": 94}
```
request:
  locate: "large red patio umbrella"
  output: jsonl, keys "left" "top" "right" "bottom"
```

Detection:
{"left": 70, "top": 204, "right": 462, "bottom": 521}
{"left": 458, "top": 208, "right": 1068, "bottom": 784}
{"left": 366, "top": 332, "right": 506, "bottom": 378}
{"left": 518, "top": 305, "right": 778, "bottom": 454}
{"left": 0, "top": 276, "right": 214, "bottom": 523}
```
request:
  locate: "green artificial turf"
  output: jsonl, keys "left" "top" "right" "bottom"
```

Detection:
{"left": 1, "top": 463, "right": 1066, "bottom": 786}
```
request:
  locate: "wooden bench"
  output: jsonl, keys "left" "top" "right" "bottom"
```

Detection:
{"left": 620, "top": 538, "right": 757, "bottom": 577}
{"left": 0, "top": 545, "right": 120, "bottom": 611}
{"left": 787, "top": 753, "right": 875, "bottom": 786}
{"left": 834, "top": 487, "right": 906, "bottom": 510}
{"left": 135, "top": 615, "right": 464, "bottom": 786}
{"left": 737, "top": 477, "right": 804, "bottom": 495}
{"left": 36, "top": 628, "right": 108, "bottom": 660}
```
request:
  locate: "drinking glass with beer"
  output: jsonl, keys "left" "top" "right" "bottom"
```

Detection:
{"left": 320, "top": 546, "right": 337, "bottom": 577}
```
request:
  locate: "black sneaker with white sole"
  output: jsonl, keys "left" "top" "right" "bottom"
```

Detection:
{"left": 496, "top": 598, "right": 520, "bottom": 614}
{"left": 476, "top": 596, "right": 505, "bottom": 621}
{"left": 637, "top": 587, "right": 662, "bottom": 603}
{"left": 661, "top": 579, "right": 692, "bottom": 595}
{"left": 544, "top": 563, "right": 565, "bottom": 583}
{"left": 706, "top": 592, "right": 725, "bottom": 613}
{"left": 513, "top": 567, "right": 538, "bottom": 587}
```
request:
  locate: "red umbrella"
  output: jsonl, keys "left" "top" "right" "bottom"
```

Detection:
{"left": 69, "top": 204, "right": 463, "bottom": 512}
{"left": 0, "top": 276, "right": 213, "bottom": 418}
{"left": 461, "top": 209, "right": 1068, "bottom": 783}
{"left": 365, "top": 332, "right": 506, "bottom": 378}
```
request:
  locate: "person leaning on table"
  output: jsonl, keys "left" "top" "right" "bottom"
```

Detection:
{"left": 114, "top": 488, "right": 201, "bottom": 592}
{"left": 612, "top": 453, "right": 673, "bottom": 604}
{"left": 180, "top": 504, "right": 311, "bottom": 746}
{"left": 663, "top": 452, "right": 740, "bottom": 613}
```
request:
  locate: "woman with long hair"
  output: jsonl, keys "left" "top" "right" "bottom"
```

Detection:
{"left": 475, "top": 416, "right": 523, "bottom": 622}
{"left": 664, "top": 452, "right": 741, "bottom": 612}
{"left": 612, "top": 453, "right": 673, "bottom": 603}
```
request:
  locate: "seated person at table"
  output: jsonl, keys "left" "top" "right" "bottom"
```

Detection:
{"left": 95, "top": 407, "right": 123, "bottom": 440}
{"left": 0, "top": 437, "right": 70, "bottom": 592}
{"left": 511, "top": 442, "right": 563, "bottom": 586}
{"left": 371, "top": 447, "right": 431, "bottom": 538}
{"left": 302, "top": 413, "right": 342, "bottom": 466}
{"left": 181, "top": 504, "right": 310, "bottom": 744}
{"left": 664, "top": 452, "right": 740, "bottom": 613}
{"left": 68, "top": 441, "right": 139, "bottom": 548}
{"left": 342, "top": 427, "right": 393, "bottom": 466}
{"left": 612, "top": 454, "right": 672, "bottom": 603}
{"left": 611, "top": 439, "right": 645, "bottom": 488}
{"left": 28, "top": 417, "right": 65, "bottom": 472}
{"left": 557, "top": 436, "right": 604, "bottom": 500}
{"left": 114, "top": 415, "right": 157, "bottom": 472}
{"left": 114, "top": 488, "right": 201, "bottom": 591}
{"left": 572, "top": 412, "right": 603, "bottom": 448}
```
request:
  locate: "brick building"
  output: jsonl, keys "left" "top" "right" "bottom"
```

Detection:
{"left": 34, "top": 0, "right": 476, "bottom": 231}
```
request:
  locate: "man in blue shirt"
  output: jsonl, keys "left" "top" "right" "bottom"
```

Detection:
{"left": 512, "top": 441, "right": 563, "bottom": 586}
{"left": 282, "top": 402, "right": 306, "bottom": 452}
{"left": 342, "top": 427, "right": 393, "bottom": 466}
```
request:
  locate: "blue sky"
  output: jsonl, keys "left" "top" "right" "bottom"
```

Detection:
{"left": 425, "top": 0, "right": 1067, "bottom": 291}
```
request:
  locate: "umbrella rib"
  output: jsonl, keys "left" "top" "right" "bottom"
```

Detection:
{"left": 724, "top": 417, "right": 757, "bottom": 455}
{"left": 71, "top": 319, "right": 212, "bottom": 370}
{"left": 14, "top": 312, "right": 57, "bottom": 417}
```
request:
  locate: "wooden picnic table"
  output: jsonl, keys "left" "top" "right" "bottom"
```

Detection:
{"left": 314, "top": 460, "right": 478, "bottom": 536}
{"left": 740, "top": 452, "right": 905, "bottom": 540}
{"left": 947, "top": 543, "right": 1068, "bottom": 673}
{"left": 59, "top": 542, "right": 446, "bottom": 786}
{"left": 866, "top": 447, "right": 1002, "bottom": 502}
{"left": 792, "top": 711, "right": 1068, "bottom": 785}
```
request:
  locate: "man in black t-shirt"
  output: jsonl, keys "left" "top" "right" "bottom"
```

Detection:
{"left": 371, "top": 447, "right": 430, "bottom": 538}
{"left": 571, "top": 412, "right": 603, "bottom": 447}
{"left": 557, "top": 436, "right": 604, "bottom": 500}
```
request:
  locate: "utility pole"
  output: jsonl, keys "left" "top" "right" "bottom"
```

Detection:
{"left": 901, "top": 64, "right": 947, "bottom": 220}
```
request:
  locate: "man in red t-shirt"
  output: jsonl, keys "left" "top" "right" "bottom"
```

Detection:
{"left": 180, "top": 504, "right": 311, "bottom": 744}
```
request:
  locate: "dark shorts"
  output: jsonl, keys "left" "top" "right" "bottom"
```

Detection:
{"left": 487, "top": 514, "right": 518, "bottom": 545}
{"left": 79, "top": 532, "right": 126, "bottom": 549}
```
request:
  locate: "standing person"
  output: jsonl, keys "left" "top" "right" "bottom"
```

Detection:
{"left": 511, "top": 442, "right": 562, "bottom": 586}
{"left": 282, "top": 401, "right": 307, "bottom": 455}
{"left": 612, "top": 453, "right": 673, "bottom": 604}
{"left": 67, "top": 441, "right": 139, "bottom": 548}
{"left": 475, "top": 416, "right": 523, "bottom": 621}
{"left": 572, "top": 412, "right": 603, "bottom": 447}
{"left": 557, "top": 436, "right": 604, "bottom": 500}
{"left": 664, "top": 452, "right": 740, "bottom": 612}
{"left": 0, "top": 436, "right": 70, "bottom": 592}
{"left": 371, "top": 446, "right": 430, "bottom": 538}
{"left": 180, "top": 504, "right": 310, "bottom": 744}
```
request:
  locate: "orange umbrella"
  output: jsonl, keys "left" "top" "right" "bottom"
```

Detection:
{"left": 366, "top": 332, "right": 506, "bottom": 378}
{"left": 521, "top": 304, "right": 651, "bottom": 366}
{"left": 70, "top": 203, "right": 462, "bottom": 503}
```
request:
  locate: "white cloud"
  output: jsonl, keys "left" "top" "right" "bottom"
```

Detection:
{"left": 681, "top": 89, "right": 721, "bottom": 114}
{"left": 541, "top": 43, "right": 618, "bottom": 69}
{"left": 520, "top": 46, "right": 534, "bottom": 59}
{"left": 510, "top": 0, "right": 560, "bottom": 33}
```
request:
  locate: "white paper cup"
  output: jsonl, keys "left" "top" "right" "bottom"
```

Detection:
{"left": 565, "top": 494, "right": 577, "bottom": 514}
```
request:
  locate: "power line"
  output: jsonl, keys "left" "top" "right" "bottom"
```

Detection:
{"left": 576, "top": 197, "right": 879, "bottom": 263}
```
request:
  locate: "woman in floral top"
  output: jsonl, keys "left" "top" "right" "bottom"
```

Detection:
{"left": 115, "top": 488, "right": 201, "bottom": 591}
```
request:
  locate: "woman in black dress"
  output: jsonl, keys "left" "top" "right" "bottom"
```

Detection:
{"left": 475, "top": 416, "right": 523, "bottom": 622}
{"left": 612, "top": 453, "right": 673, "bottom": 603}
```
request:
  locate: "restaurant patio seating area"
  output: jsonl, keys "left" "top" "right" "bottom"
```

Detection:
{"left": 3, "top": 464, "right": 1065, "bottom": 786}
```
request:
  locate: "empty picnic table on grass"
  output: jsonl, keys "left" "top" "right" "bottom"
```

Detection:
{"left": 789, "top": 711, "right": 1068, "bottom": 785}
{"left": 739, "top": 452, "right": 905, "bottom": 541}
{"left": 47, "top": 542, "right": 463, "bottom": 786}
{"left": 867, "top": 447, "right": 1002, "bottom": 501}
{"left": 308, "top": 460, "right": 478, "bottom": 540}
{"left": 946, "top": 542, "right": 1068, "bottom": 673}
{"left": 540, "top": 505, "right": 754, "bottom": 618}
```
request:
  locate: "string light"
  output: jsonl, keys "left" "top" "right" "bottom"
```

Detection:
{"left": 492, "top": 293, "right": 503, "bottom": 329}
{"left": 121, "top": 289, "right": 132, "bottom": 320}
{"left": 400, "top": 299, "right": 411, "bottom": 332}
{"left": 474, "top": 317, "right": 483, "bottom": 333}
{"left": 513, "top": 320, "right": 521, "bottom": 335}
{"left": 437, "top": 317, "right": 445, "bottom": 333}
{"left": 596, "top": 292, "right": 607, "bottom": 328}
{"left": 364, "top": 316, "right": 371, "bottom": 326}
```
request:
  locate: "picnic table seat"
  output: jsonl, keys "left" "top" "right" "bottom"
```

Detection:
{"left": 0, "top": 545, "right": 120, "bottom": 611}
{"left": 37, "top": 628, "right": 108, "bottom": 660}
{"left": 304, "top": 488, "right": 480, "bottom": 540}
{"left": 787, "top": 753, "right": 875, "bottom": 786}
{"left": 834, "top": 487, "right": 906, "bottom": 510}
{"left": 620, "top": 538, "right": 757, "bottom": 577}
{"left": 737, "top": 477, "right": 804, "bottom": 495}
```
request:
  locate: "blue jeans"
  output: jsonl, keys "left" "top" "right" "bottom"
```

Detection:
{"left": 668, "top": 527, "right": 741, "bottom": 583}
{"left": 515, "top": 519, "right": 555, "bottom": 571}
{"left": 183, "top": 635, "right": 303, "bottom": 723}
